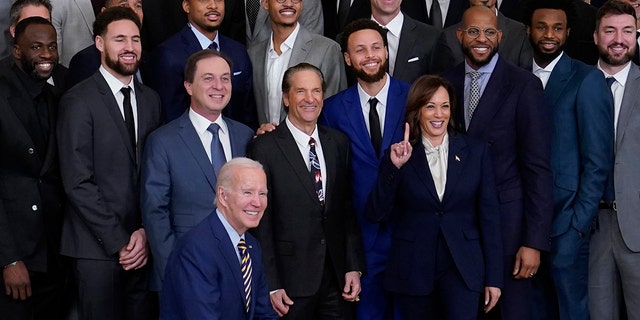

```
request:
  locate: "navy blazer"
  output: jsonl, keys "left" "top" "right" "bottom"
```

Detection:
{"left": 144, "top": 25, "right": 257, "bottom": 128}
{"left": 442, "top": 57, "right": 553, "bottom": 254}
{"left": 161, "top": 212, "right": 277, "bottom": 320}
{"left": 544, "top": 54, "right": 613, "bottom": 236}
{"left": 367, "top": 134, "right": 503, "bottom": 294}
{"left": 142, "top": 111, "right": 254, "bottom": 291}
{"left": 320, "top": 77, "right": 410, "bottom": 252}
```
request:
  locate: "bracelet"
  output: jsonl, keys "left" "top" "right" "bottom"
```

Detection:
{"left": 3, "top": 261, "right": 18, "bottom": 269}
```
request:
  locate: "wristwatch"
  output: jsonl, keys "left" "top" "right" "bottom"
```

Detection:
{"left": 3, "top": 261, "right": 18, "bottom": 269}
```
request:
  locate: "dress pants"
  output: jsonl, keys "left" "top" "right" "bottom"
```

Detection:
{"left": 0, "top": 268, "right": 70, "bottom": 320}
{"left": 484, "top": 254, "right": 533, "bottom": 320}
{"left": 589, "top": 209, "right": 640, "bottom": 320}
{"left": 357, "top": 224, "right": 393, "bottom": 320}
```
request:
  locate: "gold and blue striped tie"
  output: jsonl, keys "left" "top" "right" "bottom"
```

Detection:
{"left": 238, "top": 239, "right": 252, "bottom": 313}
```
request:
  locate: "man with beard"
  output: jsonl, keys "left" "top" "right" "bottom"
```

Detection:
{"left": 0, "top": 17, "right": 69, "bottom": 319}
{"left": 590, "top": 1, "right": 640, "bottom": 318}
{"left": 145, "top": 0, "right": 256, "bottom": 129}
{"left": 320, "top": 19, "right": 410, "bottom": 320}
{"left": 249, "top": 0, "right": 346, "bottom": 133}
{"left": 442, "top": 6, "right": 553, "bottom": 320}
{"left": 57, "top": 7, "right": 162, "bottom": 320}
{"left": 522, "top": 0, "right": 614, "bottom": 319}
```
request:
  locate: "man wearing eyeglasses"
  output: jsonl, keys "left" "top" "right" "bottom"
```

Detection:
{"left": 442, "top": 6, "right": 553, "bottom": 320}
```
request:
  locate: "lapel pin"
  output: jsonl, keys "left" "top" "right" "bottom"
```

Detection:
{"left": 455, "top": 155, "right": 460, "bottom": 162}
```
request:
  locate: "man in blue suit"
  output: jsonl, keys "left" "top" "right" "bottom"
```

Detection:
{"left": 144, "top": 0, "right": 256, "bottom": 129}
{"left": 442, "top": 6, "right": 553, "bottom": 320}
{"left": 161, "top": 158, "right": 277, "bottom": 320}
{"left": 523, "top": 1, "right": 614, "bottom": 319}
{"left": 142, "top": 50, "right": 254, "bottom": 292}
{"left": 320, "top": 19, "right": 410, "bottom": 320}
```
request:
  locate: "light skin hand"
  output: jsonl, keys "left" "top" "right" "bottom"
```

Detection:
{"left": 269, "top": 289, "right": 294, "bottom": 317}
{"left": 484, "top": 286, "right": 501, "bottom": 313}
{"left": 118, "top": 228, "right": 149, "bottom": 270}
{"left": 390, "top": 123, "right": 413, "bottom": 169}
{"left": 512, "top": 246, "right": 540, "bottom": 279}
{"left": 255, "top": 122, "right": 278, "bottom": 136}
{"left": 342, "top": 271, "right": 362, "bottom": 301}
{"left": 3, "top": 261, "right": 31, "bottom": 300}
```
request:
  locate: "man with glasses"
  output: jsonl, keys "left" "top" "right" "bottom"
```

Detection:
{"left": 442, "top": 5, "right": 553, "bottom": 320}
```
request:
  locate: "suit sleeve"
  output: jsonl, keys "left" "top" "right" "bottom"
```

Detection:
{"left": 429, "top": 31, "right": 455, "bottom": 75}
{"left": 365, "top": 150, "right": 402, "bottom": 223}
{"left": 299, "top": 0, "right": 324, "bottom": 35}
{"left": 322, "top": 41, "right": 348, "bottom": 98}
{"left": 141, "top": 132, "right": 176, "bottom": 284}
{"left": 478, "top": 143, "right": 504, "bottom": 288}
{"left": 57, "top": 92, "right": 130, "bottom": 255}
{"left": 341, "top": 139, "right": 366, "bottom": 273}
{"left": 570, "top": 70, "right": 614, "bottom": 232}
{"left": 145, "top": 48, "right": 189, "bottom": 121}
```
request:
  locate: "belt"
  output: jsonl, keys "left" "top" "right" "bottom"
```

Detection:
{"left": 599, "top": 201, "right": 617, "bottom": 211}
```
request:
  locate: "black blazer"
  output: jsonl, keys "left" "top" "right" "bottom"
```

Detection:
{"left": 322, "top": 0, "right": 371, "bottom": 41}
{"left": 401, "top": 0, "right": 469, "bottom": 29}
{"left": 247, "top": 123, "right": 365, "bottom": 296}
{"left": 57, "top": 71, "right": 162, "bottom": 260}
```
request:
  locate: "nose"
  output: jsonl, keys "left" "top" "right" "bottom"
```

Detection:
{"left": 543, "top": 27, "right": 554, "bottom": 39}
{"left": 434, "top": 106, "right": 443, "bottom": 117}
{"left": 40, "top": 46, "right": 54, "bottom": 59}
{"left": 207, "top": 0, "right": 217, "bottom": 8}
{"left": 613, "top": 30, "right": 624, "bottom": 43}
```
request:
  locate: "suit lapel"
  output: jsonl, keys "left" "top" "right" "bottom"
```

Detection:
{"left": 210, "top": 214, "right": 247, "bottom": 312}
{"left": 289, "top": 27, "right": 312, "bottom": 66}
{"left": 75, "top": 0, "right": 95, "bottom": 33}
{"left": 545, "top": 54, "right": 572, "bottom": 108}
{"left": 343, "top": 87, "right": 379, "bottom": 164}
{"left": 395, "top": 18, "right": 416, "bottom": 75}
{"left": 177, "top": 113, "right": 218, "bottom": 190}
{"left": 249, "top": 41, "right": 269, "bottom": 123}
{"left": 318, "top": 127, "right": 337, "bottom": 208}
{"left": 441, "top": 134, "right": 467, "bottom": 204}
{"left": 381, "top": 79, "right": 406, "bottom": 154}
{"left": 468, "top": 59, "right": 511, "bottom": 136}
{"left": 407, "top": 142, "right": 440, "bottom": 203}
{"left": 617, "top": 64, "right": 640, "bottom": 147}
{"left": 181, "top": 26, "right": 203, "bottom": 56}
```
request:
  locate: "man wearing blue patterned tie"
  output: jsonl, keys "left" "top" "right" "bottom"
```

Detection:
{"left": 160, "top": 158, "right": 278, "bottom": 320}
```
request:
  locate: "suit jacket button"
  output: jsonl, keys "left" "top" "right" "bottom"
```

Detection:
{"left": 28, "top": 148, "right": 34, "bottom": 154}
{"left": 436, "top": 211, "right": 443, "bottom": 216}
{"left": 31, "top": 205, "right": 38, "bottom": 211}
{"left": 320, "top": 239, "right": 326, "bottom": 245}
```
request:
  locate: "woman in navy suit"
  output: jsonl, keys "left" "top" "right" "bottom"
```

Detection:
{"left": 366, "top": 75, "right": 503, "bottom": 319}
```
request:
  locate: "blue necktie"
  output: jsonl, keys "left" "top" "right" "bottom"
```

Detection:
{"left": 208, "top": 41, "right": 218, "bottom": 51}
{"left": 606, "top": 77, "right": 616, "bottom": 88}
{"left": 309, "top": 138, "right": 324, "bottom": 205}
{"left": 238, "top": 239, "right": 252, "bottom": 313}
{"left": 207, "top": 123, "right": 226, "bottom": 176}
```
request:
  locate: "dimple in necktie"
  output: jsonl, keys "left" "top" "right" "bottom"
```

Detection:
{"left": 237, "top": 239, "right": 252, "bottom": 314}
{"left": 369, "top": 97, "right": 382, "bottom": 156}
{"left": 309, "top": 137, "right": 325, "bottom": 205}
{"left": 207, "top": 123, "right": 227, "bottom": 176}
{"left": 120, "top": 87, "right": 136, "bottom": 152}
{"left": 468, "top": 71, "right": 481, "bottom": 125}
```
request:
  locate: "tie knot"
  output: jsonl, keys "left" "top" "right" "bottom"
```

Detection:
{"left": 369, "top": 97, "right": 378, "bottom": 107}
{"left": 238, "top": 238, "right": 247, "bottom": 251}
{"left": 121, "top": 86, "right": 131, "bottom": 96}
{"left": 606, "top": 77, "right": 616, "bottom": 88}
{"left": 207, "top": 123, "right": 221, "bottom": 135}
{"left": 309, "top": 137, "right": 316, "bottom": 147}
{"left": 468, "top": 71, "right": 481, "bottom": 81}
{"left": 208, "top": 41, "right": 218, "bottom": 51}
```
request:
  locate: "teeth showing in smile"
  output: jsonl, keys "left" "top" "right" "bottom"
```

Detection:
{"left": 210, "top": 94, "right": 223, "bottom": 99}
{"left": 610, "top": 45, "right": 627, "bottom": 54}
{"left": 431, "top": 121, "right": 444, "bottom": 128}
{"left": 36, "top": 62, "right": 53, "bottom": 71}
{"left": 245, "top": 211, "right": 258, "bottom": 216}
{"left": 473, "top": 47, "right": 489, "bottom": 53}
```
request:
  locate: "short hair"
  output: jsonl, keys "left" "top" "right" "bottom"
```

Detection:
{"left": 281, "top": 62, "right": 326, "bottom": 93}
{"left": 183, "top": 49, "right": 234, "bottom": 83}
{"left": 340, "top": 18, "right": 388, "bottom": 54}
{"left": 404, "top": 75, "right": 457, "bottom": 145}
{"left": 522, "top": 0, "right": 576, "bottom": 29}
{"left": 14, "top": 16, "right": 53, "bottom": 43}
{"left": 596, "top": 0, "right": 637, "bottom": 29}
{"left": 93, "top": 6, "right": 141, "bottom": 38}
{"left": 9, "top": 0, "right": 51, "bottom": 27}
{"left": 214, "top": 158, "right": 265, "bottom": 206}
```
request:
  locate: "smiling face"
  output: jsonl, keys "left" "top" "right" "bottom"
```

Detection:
{"left": 264, "top": 0, "right": 301, "bottom": 27}
{"left": 96, "top": 19, "right": 141, "bottom": 83}
{"left": 528, "top": 8, "right": 569, "bottom": 67}
{"left": 9, "top": 4, "right": 51, "bottom": 37}
{"left": 344, "top": 28, "right": 389, "bottom": 83}
{"left": 185, "top": 55, "right": 231, "bottom": 122}
{"left": 457, "top": 6, "right": 502, "bottom": 70}
{"left": 419, "top": 86, "right": 450, "bottom": 146}
{"left": 371, "top": 0, "right": 402, "bottom": 16}
{"left": 14, "top": 23, "right": 58, "bottom": 81}
{"left": 217, "top": 167, "right": 268, "bottom": 235}
{"left": 183, "top": 0, "right": 224, "bottom": 36}
{"left": 283, "top": 69, "right": 323, "bottom": 133}
{"left": 594, "top": 13, "right": 637, "bottom": 72}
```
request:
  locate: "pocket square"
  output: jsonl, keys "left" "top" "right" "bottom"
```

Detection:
{"left": 233, "top": 71, "right": 242, "bottom": 76}
{"left": 407, "top": 57, "right": 419, "bottom": 63}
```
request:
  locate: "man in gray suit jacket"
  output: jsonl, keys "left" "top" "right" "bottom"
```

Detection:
{"left": 248, "top": 0, "right": 346, "bottom": 129}
{"left": 589, "top": 1, "right": 640, "bottom": 319}
{"left": 50, "top": 0, "right": 95, "bottom": 66}
{"left": 245, "top": 0, "right": 323, "bottom": 45}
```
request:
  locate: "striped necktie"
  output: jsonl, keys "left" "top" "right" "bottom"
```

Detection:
{"left": 238, "top": 239, "right": 252, "bottom": 313}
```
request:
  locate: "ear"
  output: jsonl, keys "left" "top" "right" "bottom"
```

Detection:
{"left": 282, "top": 91, "right": 290, "bottom": 108}
{"left": 184, "top": 81, "right": 193, "bottom": 95}
{"left": 456, "top": 29, "right": 464, "bottom": 44}
{"left": 262, "top": 0, "right": 269, "bottom": 10}
{"left": 344, "top": 52, "right": 352, "bottom": 67}
{"left": 12, "top": 44, "right": 21, "bottom": 61}
{"left": 526, "top": 25, "right": 530, "bottom": 36}
{"left": 95, "top": 35, "right": 105, "bottom": 53}
{"left": 9, "top": 25, "right": 15, "bottom": 38}
{"left": 182, "top": 0, "right": 190, "bottom": 14}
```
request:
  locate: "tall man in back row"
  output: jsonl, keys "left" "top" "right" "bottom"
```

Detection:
{"left": 442, "top": 6, "right": 553, "bottom": 320}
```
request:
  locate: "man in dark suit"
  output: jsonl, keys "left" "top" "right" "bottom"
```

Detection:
{"left": 0, "top": 17, "right": 68, "bottom": 320}
{"left": 247, "top": 63, "right": 365, "bottom": 319}
{"left": 66, "top": 0, "right": 144, "bottom": 90}
{"left": 523, "top": 1, "right": 614, "bottom": 319}
{"left": 142, "top": 50, "right": 254, "bottom": 292}
{"left": 442, "top": 6, "right": 553, "bottom": 320}
{"left": 443, "top": 0, "right": 532, "bottom": 68}
{"left": 322, "top": 0, "right": 370, "bottom": 40}
{"left": 144, "top": 0, "right": 256, "bottom": 128}
{"left": 320, "top": 19, "right": 410, "bottom": 320}
{"left": 161, "top": 158, "right": 278, "bottom": 320}
{"left": 402, "top": 0, "right": 469, "bottom": 29}
{"left": 57, "top": 7, "right": 162, "bottom": 320}
{"left": 370, "top": 0, "right": 452, "bottom": 84}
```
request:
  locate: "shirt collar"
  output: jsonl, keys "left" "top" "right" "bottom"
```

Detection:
{"left": 464, "top": 53, "right": 500, "bottom": 75}
{"left": 99, "top": 65, "right": 134, "bottom": 97}
{"left": 532, "top": 52, "right": 563, "bottom": 74}
{"left": 372, "top": 12, "right": 404, "bottom": 38}
{"left": 188, "top": 107, "right": 228, "bottom": 135}
{"left": 597, "top": 60, "right": 632, "bottom": 87}
{"left": 188, "top": 22, "right": 220, "bottom": 49}
{"left": 357, "top": 73, "right": 391, "bottom": 107}
{"left": 285, "top": 116, "right": 319, "bottom": 147}
{"left": 216, "top": 209, "right": 243, "bottom": 246}
{"left": 268, "top": 23, "right": 300, "bottom": 55}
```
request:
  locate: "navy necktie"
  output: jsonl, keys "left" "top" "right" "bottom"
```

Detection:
{"left": 208, "top": 41, "right": 218, "bottom": 51}
{"left": 120, "top": 87, "right": 136, "bottom": 153}
{"left": 207, "top": 123, "right": 226, "bottom": 176}
{"left": 606, "top": 77, "right": 616, "bottom": 88}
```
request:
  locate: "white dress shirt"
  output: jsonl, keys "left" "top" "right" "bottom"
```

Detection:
{"left": 357, "top": 74, "right": 391, "bottom": 138}
{"left": 372, "top": 13, "right": 403, "bottom": 75}
{"left": 532, "top": 52, "right": 563, "bottom": 89}
{"left": 285, "top": 117, "right": 327, "bottom": 193}
{"left": 598, "top": 60, "right": 632, "bottom": 136}
{"left": 189, "top": 109, "right": 232, "bottom": 163}
{"left": 99, "top": 65, "right": 138, "bottom": 141}
{"left": 265, "top": 23, "right": 300, "bottom": 123}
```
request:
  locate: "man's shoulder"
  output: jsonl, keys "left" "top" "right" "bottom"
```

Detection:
{"left": 225, "top": 117, "right": 254, "bottom": 139}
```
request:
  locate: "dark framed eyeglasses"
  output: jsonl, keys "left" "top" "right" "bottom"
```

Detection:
{"left": 461, "top": 27, "right": 499, "bottom": 39}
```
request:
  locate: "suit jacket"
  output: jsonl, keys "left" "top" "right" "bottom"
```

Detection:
{"left": 144, "top": 25, "right": 256, "bottom": 128}
{"left": 0, "top": 63, "right": 66, "bottom": 272}
{"left": 50, "top": 0, "right": 95, "bottom": 67}
{"left": 563, "top": 0, "right": 599, "bottom": 66}
{"left": 246, "top": 0, "right": 324, "bottom": 45}
{"left": 401, "top": 0, "right": 469, "bottom": 29}
{"left": 142, "top": 111, "right": 254, "bottom": 291}
{"left": 66, "top": 45, "right": 101, "bottom": 91}
{"left": 320, "top": 77, "right": 410, "bottom": 251}
{"left": 247, "top": 123, "right": 365, "bottom": 296}
{"left": 367, "top": 134, "right": 503, "bottom": 294}
{"left": 0, "top": 1, "right": 11, "bottom": 60}
{"left": 442, "top": 57, "right": 553, "bottom": 254}
{"left": 57, "top": 71, "right": 162, "bottom": 260}
{"left": 0, "top": 56, "right": 69, "bottom": 90}
{"left": 443, "top": 12, "right": 532, "bottom": 69}
{"left": 161, "top": 212, "right": 278, "bottom": 320}
{"left": 321, "top": 0, "right": 371, "bottom": 40}
{"left": 248, "top": 26, "right": 347, "bottom": 125}
{"left": 611, "top": 64, "right": 640, "bottom": 252}
{"left": 543, "top": 54, "right": 613, "bottom": 237}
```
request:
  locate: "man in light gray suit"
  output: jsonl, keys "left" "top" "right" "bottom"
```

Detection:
{"left": 50, "top": 0, "right": 95, "bottom": 66}
{"left": 442, "top": 0, "right": 532, "bottom": 68}
{"left": 248, "top": 0, "right": 346, "bottom": 130}
{"left": 590, "top": 1, "right": 640, "bottom": 319}
{"left": 245, "top": 0, "right": 323, "bottom": 45}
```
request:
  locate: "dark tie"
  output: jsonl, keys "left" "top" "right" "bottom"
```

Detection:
{"left": 238, "top": 239, "right": 252, "bottom": 314}
{"left": 208, "top": 41, "right": 218, "bottom": 51}
{"left": 430, "top": 0, "right": 443, "bottom": 29}
{"left": 207, "top": 123, "right": 227, "bottom": 176}
{"left": 606, "top": 77, "right": 616, "bottom": 88}
{"left": 120, "top": 87, "right": 136, "bottom": 152}
{"left": 368, "top": 97, "right": 382, "bottom": 156}
{"left": 309, "top": 138, "right": 325, "bottom": 205}
{"left": 468, "top": 71, "right": 481, "bottom": 125}
{"left": 337, "top": 0, "right": 350, "bottom": 29}
{"left": 246, "top": 0, "right": 260, "bottom": 33}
